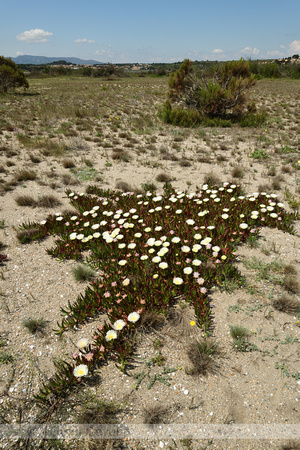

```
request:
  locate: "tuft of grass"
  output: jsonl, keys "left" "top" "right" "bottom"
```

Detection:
{"left": 14, "top": 169, "right": 36, "bottom": 182}
{"left": 231, "top": 165, "right": 244, "bottom": 179}
{"left": 230, "top": 325, "right": 252, "bottom": 352}
{"left": 141, "top": 182, "right": 157, "bottom": 193}
{"left": 22, "top": 317, "right": 47, "bottom": 334}
{"left": 72, "top": 264, "right": 96, "bottom": 282}
{"left": 37, "top": 194, "right": 62, "bottom": 208}
{"left": 15, "top": 195, "right": 37, "bottom": 207}
{"left": 115, "top": 180, "right": 134, "bottom": 192}
{"left": 203, "top": 172, "right": 221, "bottom": 186}
{"left": 142, "top": 404, "right": 169, "bottom": 424}
{"left": 156, "top": 172, "right": 173, "bottom": 183}
{"left": 62, "top": 159, "right": 76, "bottom": 169}
{"left": 0, "top": 351, "right": 13, "bottom": 364}
{"left": 28, "top": 153, "right": 42, "bottom": 164}
{"left": 16, "top": 228, "right": 41, "bottom": 244}
{"left": 283, "top": 275, "right": 299, "bottom": 293}
{"left": 186, "top": 339, "right": 221, "bottom": 376}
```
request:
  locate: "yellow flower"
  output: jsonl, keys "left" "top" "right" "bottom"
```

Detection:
{"left": 190, "top": 321, "right": 196, "bottom": 326}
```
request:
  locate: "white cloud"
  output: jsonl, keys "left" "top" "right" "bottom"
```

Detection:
{"left": 74, "top": 38, "right": 96, "bottom": 44}
{"left": 266, "top": 50, "right": 282, "bottom": 56}
{"left": 16, "top": 29, "right": 53, "bottom": 43}
{"left": 289, "top": 40, "right": 300, "bottom": 53}
{"left": 252, "top": 48, "right": 260, "bottom": 56}
{"left": 280, "top": 45, "right": 286, "bottom": 49}
{"left": 16, "top": 51, "right": 24, "bottom": 56}
{"left": 212, "top": 48, "right": 224, "bottom": 54}
{"left": 240, "top": 46, "right": 252, "bottom": 54}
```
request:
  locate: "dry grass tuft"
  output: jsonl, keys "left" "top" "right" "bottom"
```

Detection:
{"left": 142, "top": 404, "right": 170, "bottom": 424}
{"left": 272, "top": 294, "right": 300, "bottom": 315}
{"left": 186, "top": 339, "right": 221, "bottom": 376}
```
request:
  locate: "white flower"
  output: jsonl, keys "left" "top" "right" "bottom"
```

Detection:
{"left": 83, "top": 211, "right": 90, "bottom": 216}
{"left": 155, "top": 226, "right": 162, "bottom": 231}
{"left": 171, "top": 237, "right": 181, "bottom": 244}
{"left": 129, "top": 208, "right": 137, "bottom": 214}
{"left": 214, "top": 198, "right": 220, "bottom": 202}
{"left": 194, "top": 234, "right": 202, "bottom": 240}
{"left": 173, "top": 277, "right": 183, "bottom": 285}
{"left": 183, "top": 267, "right": 193, "bottom": 275}
{"left": 221, "top": 214, "right": 229, "bottom": 220}
{"left": 105, "top": 330, "right": 118, "bottom": 341}
{"left": 76, "top": 338, "right": 89, "bottom": 349}
{"left": 73, "top": 364, "right": 88, "bottom": 378}
{"left": 145, "top": 227, "right": 151, "bottom": 233}
{"left": 192, "top": 259, "right": 202, "bottom": 266}
{"left": 82, "top": 237, "right": 89, "bottom": 243}
{"left": 270, "top": 213, "right": 278, "bottom": 218}
{"left": 192, "top": 244, "right": 202, "bottom": 252}
{"left": 148, "top": 248, "right": 155, "bottom": 254}
{"left": 162, "top": 242, "right": 170, "bottom": 247}
{"left": 277, "top": 203, "right": 284, "bottom": 208}
{"left": 140, "top": 255, "right": 148, "bottom": 260}
{"left": 118, "top": 260, "right": 127, "bottom": 266}
{"left": 153, "top": 274, "right": 158, "bottom": 279}
{"left": 91, "top": 224, "right": 100, "bottom": 230}
{"left": 134, "top": 232, "right": 142, "bottom": 238}
{"left": 169, "top": 197, "right": 177, "bottom": 203}
{"left": 267, "top": 206, "right": 274, "bottom": 211}
{"left": 152, "top": 256, "right": 161, "bottom": 263}
{"left": 128, "top": 312, "right": 140, "bottom": 323}
{"left": 69, "top": 192, "right": 75, "bottom": 197}
{"left": 157, "top": 248, "right": 169, "bottom": 257}
{"left": 70, "top": 233, "right": 77, "bottom": 240}
{"left": 212, "top": 246, "right": 220, "bottom": 253}
{"left": 186, "top": 219, "right": 195, "bottom": 225}
{"left": 147, "top": 238, "right": 155, "bottom": 246}
{"left": 154, "top": 240, "right": 162, "bottom": 247}
{"left": 122, "top": 278, "right": 130, "bottom": 286}
{"left": 239, "top": 223, "right": 248, "bottom": 229}
{"left": 92, "top": 205, "right": 100, "bottom": 211}
{"left": 176, "top": 209, "right": 182, "bottom": 214}
{"left": 207, "top": 226, "right": 215, "bottom": 230}
{"left": 116, "top": 234, "right": 124, "bottom": 240}
{"left": 153, "top": 196, "right": 162, "bottom": 202}
{"left": 100, "top": 220, "right": 107, "bottom": 226}
{"left": 70, "top": 216, "right": 77, "bottom": 221}
{"left": 159, "top": 262, "right": 168, "bottom": 269}
{"left": 149, "top": 209, "right": 155, "bottom": 214}
{"left": 93, "top": 232, "right": 100, "bottom": 238}
{"left": 77, "top": 234, "right": 84, "bottom": 240}
{"left": 113, "top": 320, "right": 126, "bottom": 330}
{"left": 118, "top": 243, "right": 126, "bottom": 249}
{"left": 181, "top": 246, "right": 190, "bottom": 253}
{"left": 201, "top": 237, "right": 212, "bottom": 245}
{"left": 128, "top": 243, "right": 136, "bottom": 249}
{"left": 123, "top": 212, "right": 130, "bottom": 217}
{"left": 56, "top": 216, "right": 63, "bottom": 221}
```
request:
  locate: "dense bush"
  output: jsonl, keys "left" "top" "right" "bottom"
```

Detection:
{"left": 160, "top": 59, "right": 267, "bottom": 127}
{"left": 162, "top": 58, "right": 261, "bottom": 126}
{"left": 0, "top": 56, "right": 29, "bottom": 93}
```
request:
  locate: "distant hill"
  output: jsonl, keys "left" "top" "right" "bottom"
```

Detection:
{"left": 11, "top": 55, "right": 102, "bottom": 65}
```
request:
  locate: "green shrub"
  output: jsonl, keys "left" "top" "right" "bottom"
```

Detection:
{"left": 166, "top": 58, "right": 257, "bottom": 121}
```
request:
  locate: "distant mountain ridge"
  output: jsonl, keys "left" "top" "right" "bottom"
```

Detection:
{"left": 11, "top": 55, "right": 102, "bottom": 65}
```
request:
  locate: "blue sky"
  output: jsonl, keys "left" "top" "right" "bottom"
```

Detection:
{"left": 1, "top": 0, "right": 299, "bottom": 63}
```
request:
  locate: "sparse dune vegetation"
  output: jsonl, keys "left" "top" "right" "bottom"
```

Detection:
{"left": 0, "top": 62, "right": 299, "bottom": 449}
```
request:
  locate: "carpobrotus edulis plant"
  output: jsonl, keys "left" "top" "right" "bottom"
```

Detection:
{"left": 22, "top": 182, "right": 298, "bottom": 405}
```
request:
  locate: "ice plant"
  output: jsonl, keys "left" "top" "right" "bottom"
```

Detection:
{"left": 73, "top": 364, "right": 88, "bottom": 378}
{"left": 128, "top": 312, "right": 140, "bottom": 323}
